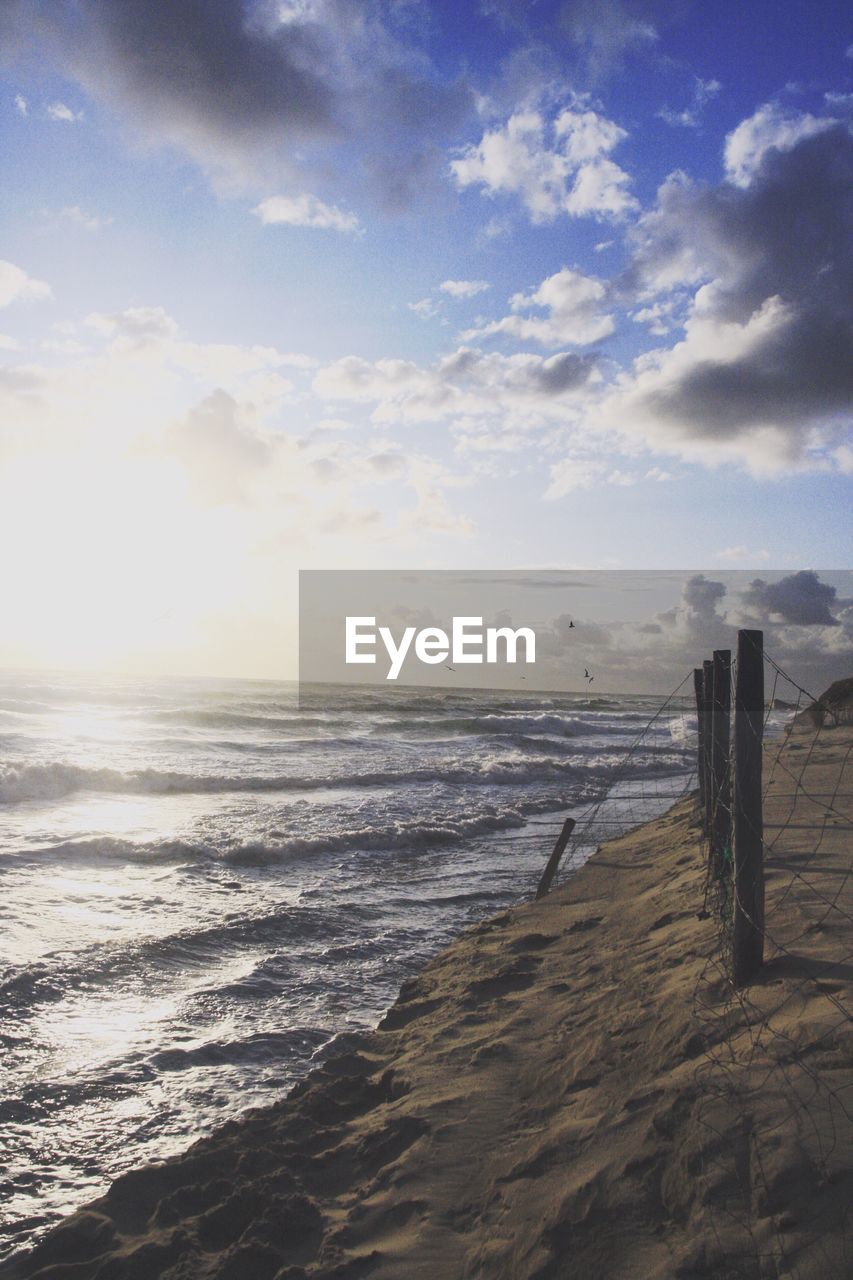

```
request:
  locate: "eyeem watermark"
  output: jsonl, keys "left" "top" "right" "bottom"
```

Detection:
{"left": 346, "top": 616, "right": 535, "bottom": 680}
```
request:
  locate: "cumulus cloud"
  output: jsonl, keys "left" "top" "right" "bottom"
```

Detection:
{"left": 451, "top": 101, "right": 637, "bottom": 223}
{"left": 313, "top": 344, "right": 599, "bottom": 429}
{"left": 723, "top": 102, "right": 836, "bottom": 186}
{"left": 86, "top": 305, "right": 179, "bottom": 348}
{"left": 165, "top": 390, "right": 273, "bottom": 505}
{"left": 601, "top": 116, "right": 853, "bottom": 470}
{"left": 440, "top": 279, "right": 490, "bottom": 298}
{"left": 683, "top": 573, "right": 727, "bottom": 625}
{"left": 464, "top": 267, "right": 614, "bottom": 347}
{"left": 254, "top": 193, "right": 361, "bottom": 233}
{"left": 740, "top": 570, "right": 841, "bottom": 626}
{"left": 82, "top": 306, "right": 306, "bottom": 405}
{"left": 0, "top": 260, "right": 52, "bottom": 308}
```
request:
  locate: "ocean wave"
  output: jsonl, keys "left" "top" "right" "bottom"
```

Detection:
{"left": 0, "top": 754, "right": 624, "bottom": 803}
{"left": 24, "top": 794, "right": 581, "bottom": 869}
{"left": 0, "top": 901, "right": 380, "bottom": 1014}
{"left": 372, "top": 710, "right": 649, "bottom": 738}
{"left": 148, "top": 709, "right": 343, "bottom": 732}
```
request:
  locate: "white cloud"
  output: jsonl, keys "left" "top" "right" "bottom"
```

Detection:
{"left": 657, "top": 76, "right": 721, "bottom": 129}
{"left": 164, "top": 389, "right": 273, "bottom": 506}
{"left": 86, "top": 306, "right": 179, "bottom": 347}
{"left": 57, "top": 205, "right": 112, "bottom": 232}
{"left": 0, "top": 334, "right": 21, "bottom": 351}
{"left": 440, "top": 279, "right": 490, "bottom": 298}
{"left": 451, "top": 101, "right": 637, "bottom": 224}
{"left": 14, "top": 94, "right": 27, "bottom": 116}
{"left": 464, "top": 267, "right": 614, "bottom": 347}
{"left": 631, "top": 297, "right": 684, "bottom": 336}
{"left": 544, "top": 457, "right": 606, "bottom": 497}
{"left": 312, "top": 345, "right": 600, "bottom": 443}
{"left": 409, "top": 297, "right": 440, "bottom": 319}
{"left": 253, "top": 193, "right": 362, "bottom": 234}
{"left": 46, "top": 101, "right": 83, "bottom": 123}
{"left": 714, "top": 545, "right": 771, "bottom": 563}
{"left": 0, "top": 260, "right": 52, "bottom": 308}
{"left": 724, "top": 102, "right": 835, "bottom": 186}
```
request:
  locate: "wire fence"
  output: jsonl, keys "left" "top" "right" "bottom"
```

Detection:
{"left": 553, "top": 671, "right": 701, "bottom": 883}
{"left": 534, "top": 642, "right": 851, "bottom": 1278}
{"left": 691, "top": 648, "right": 852, "bottom": 1280}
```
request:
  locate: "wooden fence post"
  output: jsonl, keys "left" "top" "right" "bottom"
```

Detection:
{"left": 693, "top": 667, "right": 706, "bottom": 821}
{"left": 536, "top": 818, "right": 576, "bottom": 900}
{"left": 732, "top": 629, "right": 765, "bottom": 986}
{"left": 711, "top": 649, "right": 732, "bottom": 879}
{"left": 702, "top": 659, "right": 714, "bottom": 838}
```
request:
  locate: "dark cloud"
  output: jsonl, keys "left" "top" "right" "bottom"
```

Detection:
{"left": 3, "top": 1, "right": 475, "bottom": 200}
{"left": 13, "top": 1, "right": 337, "bottom": 151}
{"left": 527, "top": 352, "right": 598, "bottom": 394}
{"left": 619, "top": 125, "right": 853, "bottom": 448}
{"left": 683, "top": 573, "right": 726, "bottom": 622}
{"left": 538, "top": 612, "right": 613, "bottom": 656}
{"left": 741, "top": 570, "right": 841, "bottom": 626}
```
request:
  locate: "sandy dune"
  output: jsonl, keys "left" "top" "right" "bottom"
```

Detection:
{"left": 4, "top": 724, "right": 851, "bottom": 1280}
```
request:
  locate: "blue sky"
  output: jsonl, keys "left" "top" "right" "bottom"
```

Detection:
{"left": 0, "top": 1, "right": 850, "bottom": 675}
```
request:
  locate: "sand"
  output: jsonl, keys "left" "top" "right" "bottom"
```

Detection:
{"left": 4, "top": 721, "right": 851, "bottom": 1280}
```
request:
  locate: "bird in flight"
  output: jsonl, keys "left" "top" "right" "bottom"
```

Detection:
{"left": 569, "top": 620, "right": 575, "bottom": 628}
{"left": 446, "top": 664, "right": 456, "bottom": 672}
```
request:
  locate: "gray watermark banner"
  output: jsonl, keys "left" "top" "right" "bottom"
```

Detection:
{"left": 298, "top": 569, "right": 852, "bottom": 698}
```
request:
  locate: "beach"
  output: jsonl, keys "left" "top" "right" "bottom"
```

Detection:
{"left": 0, "top": 673, "right": 696, "bottom": 1255}
{"left": 5, "top": 713, "right": 850, "bottom": 1280}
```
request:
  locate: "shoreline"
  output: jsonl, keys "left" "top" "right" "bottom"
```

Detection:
{"left": 4, "top": 724, "right": 851, "bottom": 1280}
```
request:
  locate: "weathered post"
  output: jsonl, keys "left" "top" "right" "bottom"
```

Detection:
{"left": 536, "top": 818, "right": 576, "bottom": 900}
{"left": 693, "top": 667, "right": 706, "bottom": 821}
{"left": 702, "top": 659, "right": 714, "bottom": 838}
{"left": 732, "top": 629, "right": 765, "bottom": 986}
{"left": 711, "top": 650, "right": 732, "bottom": 880}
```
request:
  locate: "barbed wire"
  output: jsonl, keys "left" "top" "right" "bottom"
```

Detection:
{"left": 532, "top": 648, "right": 850, "bottom": 1276}
{"left": 690, "top": 648, "right": 851, "bottom": 1279}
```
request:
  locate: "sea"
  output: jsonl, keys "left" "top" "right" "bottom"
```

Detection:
{"left": 0, "top": 669, "right": 701, "bottom": 1258}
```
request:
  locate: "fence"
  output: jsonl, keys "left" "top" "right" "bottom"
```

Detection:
{"left": 535, "top": 670, "right": 700, "bottom": 898}
{"left": 535, "top": 631, "right": 852, "bottom": 1278}
{"left": 691, "top": 637, "right": 852, "bottom": 1280}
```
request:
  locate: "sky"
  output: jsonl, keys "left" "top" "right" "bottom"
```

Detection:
{"left": 0, "top": 0, "right": 851, "bottom": 678}
{"left": 299, "top": 570, "right": 853, "bottom": 693}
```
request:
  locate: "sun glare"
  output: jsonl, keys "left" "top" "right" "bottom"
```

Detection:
{"left": 1, "top": 451, "right": 249, "bottom": 668}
